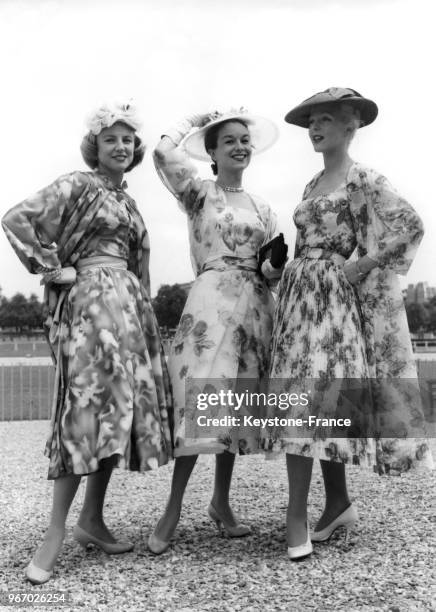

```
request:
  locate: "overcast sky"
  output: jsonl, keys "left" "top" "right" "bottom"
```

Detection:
{"left": 0, "top": 0, "right": 434, "bottom": 298}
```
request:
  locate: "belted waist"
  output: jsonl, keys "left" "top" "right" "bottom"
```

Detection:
{"left": 76, "top": 255, "right": 128, "bottom": 272}
{"left": 297, "top": 246, "right": 346, "bottom": 266}
{"left": 200, "top": 257, "right": 258, "bottom": 274}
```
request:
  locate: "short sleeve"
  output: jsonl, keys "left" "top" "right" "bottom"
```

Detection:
{"left": 2, "top": 173, "right": 87, "bottom": 274}
{"left": 348, "top": 166, "right": 423, "bottom": 275}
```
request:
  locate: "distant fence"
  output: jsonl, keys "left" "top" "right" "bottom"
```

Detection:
{"left": 0, "top": 364, "right": 55, "bottom": 420}
{"left": 1, "top": 358, "right": 436, "bottom": 423}
{"left": 0, "top": 341, "right": 50, "bottom": 359}
{"left": 0, "top": 339, "right": 173, "bottom": 359}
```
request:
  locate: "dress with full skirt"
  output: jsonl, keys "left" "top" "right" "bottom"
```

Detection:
{"left": 2, "top": 171, "right": 173, "bottom": 478}
{"left": 154, "top": 144, "right": 278, "bottom": 456}
{"left": 269, "top": 164, "right": 433, "bottom": 474}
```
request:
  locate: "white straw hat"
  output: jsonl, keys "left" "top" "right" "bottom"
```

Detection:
{"left": 182, "top": 108, "right": 279, "bottom": 161}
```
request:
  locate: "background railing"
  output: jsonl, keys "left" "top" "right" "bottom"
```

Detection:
{"left": 1, "top": 341, "right": 436, "bottom": 422}
{"left": 1, "top": 360, "right": 436, "bottom": 422}
{"left": 0, "top": 363, "right": 55, "bottom": 420}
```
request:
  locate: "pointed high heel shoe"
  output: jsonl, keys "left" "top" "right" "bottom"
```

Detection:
{"left": 311, "top": 504, "right": 358, "bottom": 543}
{"left": 287, "top": 523, "right": 313, "bottom": 561}
{"left": 25, "top": 527, "right": 65, "bottom": 584}
{"left": 207, "top": 504, "right": 251, "bottom": 538}
{"left": 73, "top": 525, "right": 134, "bottom": 554}
{"left": 148, "top": 531, "right": 171, "bottom": 555}
{"left": 25, "top": 560, "right": 53, "bottom": 585}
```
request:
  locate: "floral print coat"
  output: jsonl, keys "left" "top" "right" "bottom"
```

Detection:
{"left": 270, "top": 163, "right": 433, "bottom": 473}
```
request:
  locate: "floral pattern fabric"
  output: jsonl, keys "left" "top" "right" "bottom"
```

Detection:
{"left": 269, "top": 163, "right": 433, "bottom": 473}
{"left": 2, "top": 171, "right": 173, "bottom": 478}
{"left": 154, "top": 143, "right": 277, "bottom": 456}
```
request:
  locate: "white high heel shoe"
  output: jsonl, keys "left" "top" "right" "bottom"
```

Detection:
{"left": 25, "top": 560, "right": 53, "bottom": 585}
{"left": 287, "top": 523, "right": 313, "bottom": 561}
{"left": 148, "top": 531, "right": 171, "bottom": 555}
{"left": 25, "top": 527, "right": 65, "bottom": 584}
{"left": 311, "top": 504, "right": 358, "bottom": 543}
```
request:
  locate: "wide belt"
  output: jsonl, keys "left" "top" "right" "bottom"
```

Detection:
{"left": 200, "top": 257, "right": 258, "bottom": 274}
{"left": 76, "top": 255, "right": 128, "bottom": 272}
{"left": 297, "top": 246, "right": 346, "bottom": 266}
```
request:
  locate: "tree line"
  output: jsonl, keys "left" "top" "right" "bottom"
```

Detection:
{"left": 1, "top": 284, "right": 434, "bottom": 336}
{"left": 405, "top": 298, "right": 436, "bottom": 334}
{"left": 0, "top": 292, "right": 44, "bottom": 333}
{"left": 0, "top": 284, "right": 188, "bottom": 334}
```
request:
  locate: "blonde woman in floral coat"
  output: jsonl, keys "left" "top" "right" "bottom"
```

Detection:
{"left": 149, "top": 110, "right": 284, "bottom": 553}
{"left": 2, "top": 102, "right": 173, "bottom": 583}
{"left": 269, "top": 88, "right": 433, "bottom": 561}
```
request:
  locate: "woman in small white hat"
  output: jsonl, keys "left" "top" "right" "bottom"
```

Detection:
{"left": 150, "top": 109, "right": 286, "bottom": 553}
{"left": 2, "top": 102, "right": 173, "bottom": 582}
{"left": 268, "top": 87, "right": 433, "bottom": 561}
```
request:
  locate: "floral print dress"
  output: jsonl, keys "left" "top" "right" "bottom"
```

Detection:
{"left": 2, "top": 171, "right": 173, "bottom": 479}
{"left": 154, "top": 144, "right": 278, "bottom": 456}
{"left": 270, "top": 163, "right": 433, "bottom": 473}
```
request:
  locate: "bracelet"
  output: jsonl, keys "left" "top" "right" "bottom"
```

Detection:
{"left": 34, "top": 264, "right": 56, "bottom": 274}
{"left": 41, "top": 268, "right": 62, "bottom": 284}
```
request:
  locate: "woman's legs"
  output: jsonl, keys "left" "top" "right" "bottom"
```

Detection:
{"left": 286, "top": 454, "right": 313, "bottom": 547}
{"left": 316, "top": 460, "right": 351, "bottom": 530}
{"left": 153, "top": 450, "right": 241, "bottom": 541}
{"left": 152, "top": 455, "right": 198, "bottom": 541}
{"left": 32, "top": 474, "right": 81, "bottom": 571}
{"left": 77, "top": 456, "right": 118, "bottom": 542}
{"left": 33, "top": 456, "right": 129, "bottom": 571}
{"left": 210, "top": 451, "right": 239, "bottom": 525}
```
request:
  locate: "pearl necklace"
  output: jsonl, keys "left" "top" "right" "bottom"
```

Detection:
{"left": 217, "top": 183, "right": 244, "bottom": 193}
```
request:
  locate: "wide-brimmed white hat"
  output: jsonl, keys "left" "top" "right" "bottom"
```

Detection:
{"left": 182, "top": 109, "right": 279, "bottom": 161}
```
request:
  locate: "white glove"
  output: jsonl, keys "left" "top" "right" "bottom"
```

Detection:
{"left": 261, "top": 259, "right": 284, "bottom": 280}
{"left": 164, "top": 113, "right": 212, "bottom": 145}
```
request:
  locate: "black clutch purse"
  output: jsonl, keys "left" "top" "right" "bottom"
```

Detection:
{"left": 257, "top": 233, "right": 288, "bottom": 273}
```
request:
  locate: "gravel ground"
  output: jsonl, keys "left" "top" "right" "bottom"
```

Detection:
{"left": 0, "top": 422, "right": 435, "bottom": 612}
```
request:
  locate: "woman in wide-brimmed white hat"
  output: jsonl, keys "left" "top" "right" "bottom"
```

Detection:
{"left": 267, "top": 87, "right": 433, "bottom": 561}
{"left": 2, "top": 101, "right": 173, "bottom": 583}
{"left": 149, "top": 109, "right": 286, "bottom": 553}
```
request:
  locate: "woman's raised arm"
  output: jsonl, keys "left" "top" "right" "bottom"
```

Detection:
{"left": 153, "top": 114, "right": 211, "bottom": 213}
